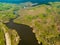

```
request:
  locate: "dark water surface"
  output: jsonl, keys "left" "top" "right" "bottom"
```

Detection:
{"left": 5, "top": 20, "right": 40, "bottom": 45}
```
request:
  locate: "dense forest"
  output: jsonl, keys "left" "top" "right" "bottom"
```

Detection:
{"left": 0, "top": 2, "right": 60, "bottom": 45}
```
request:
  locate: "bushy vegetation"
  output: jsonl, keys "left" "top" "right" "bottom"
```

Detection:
{"left": 0, "top": 26, "right": 5, "bottom": 45}
{"left": 14, "top": 2, "right": 60, "bottom": 45}
{"left": 0, "top": 22, "right": 20, "bottom": 45}
{"left": 0, "top": 3, "right": 20, "bottom": 45}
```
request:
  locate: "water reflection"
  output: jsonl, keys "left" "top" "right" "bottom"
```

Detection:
{"left": 5, "top": 20, "right": 40, "bottom": 45}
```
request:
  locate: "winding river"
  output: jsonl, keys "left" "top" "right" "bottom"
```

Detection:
{"left": 5, "top": 20, "right": 40, "bottom": 45}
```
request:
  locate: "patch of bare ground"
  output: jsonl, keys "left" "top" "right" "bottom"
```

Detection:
{"left": 18, "top": 6, "right": 47, "bottom": 16}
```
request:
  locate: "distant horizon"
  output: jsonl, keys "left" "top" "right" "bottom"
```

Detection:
{"left": 0, "top": 0, "right": 60, "bottom": 4}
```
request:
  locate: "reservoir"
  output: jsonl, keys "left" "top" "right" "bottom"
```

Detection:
{"left": 0, "top": 0, "right": 60, "bottom": 4}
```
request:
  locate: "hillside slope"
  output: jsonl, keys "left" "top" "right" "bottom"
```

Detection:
{"left": 14, "top": 2, "right": 60, "bottom": 45}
